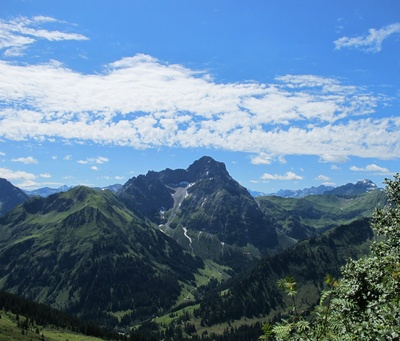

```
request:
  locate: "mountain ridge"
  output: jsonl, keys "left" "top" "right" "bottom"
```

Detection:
{"left": 0, "top": 178, "right": 30, "bottom": 216}
{"left": 0, "top": 156, "right": 388, "bottom": 337}
{"left": 0, "top": 185, "right": 203, "bottom": 325}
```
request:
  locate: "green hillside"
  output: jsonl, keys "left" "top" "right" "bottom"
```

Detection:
{"left": 0, "top": 290, "right": 125, "bottom": 341}
{"left": 256, "top": 190, "right": 386, "bottom": 239}
{"left": 192, "top": 218, "right": 374, "bottom": 328}
{"left": 135, "top": 218, "right": 375, "bottom": 340}
{"left": 0, "top": 186, "right": 203, "bottom": 326}
{"left": 0, "top": 311, "right": 107, "bottom": 341}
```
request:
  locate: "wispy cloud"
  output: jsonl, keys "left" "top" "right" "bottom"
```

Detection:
{"left": 261, "top": 171, "right": 303, "bottom": 181}
{"left": 0, "top": 16, "right": 88, "bottom": 57}
{"left": 350, "top": 163, "right": 390, "bottom": 174}
{"left": 334, "top": 23, "right": 400, "bottom": 53}
{"left": 77, "top": 156, "right": 109, "bottom": 164}
{"left": 11, "top": 156, "right": 38, "bottom": 164}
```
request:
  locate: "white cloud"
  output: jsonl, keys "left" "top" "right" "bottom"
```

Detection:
{"left": 0, "top": 16, "right": 88, "bottom": 56}
{"left": 64, "top": 155, "right": 72, "bottom": 161}
{"left": 77, "top": 156, "right": 109, "bottom": 164}
{"left": 319, "top": 154, "right": 350, "bottom": 163}
{"left": 0, "top": 49, "right": 398, "bottom": 162}
{"left": 0, "top": 168, "right": 36, "bottom": 184}
{"left": 261, "top": 171, "right": 303, "bottom": 181}
{"left": 40, "top": 173, "right": 51, "bottom": 178}
{"left": 278, "top": 155, "right": 287, "bottom": 164}
{"left": 11, "top": 156, "right": 38, "bottom": 164}
{"left": 316, "top": 174, "right": 330, "bottom": 182}
{"left": 250, "top": 153, "right": 273, "bottom": 165}
{"left": 350, "top": 163, "right": 390, "bottom": 173}
{"left": 91, "top": 166, "right": 98, "bottom": 171}
{"left": 334, "top": 23, "right": 400, "bottom": 53}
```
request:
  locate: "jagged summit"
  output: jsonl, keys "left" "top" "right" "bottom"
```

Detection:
{"left": 118, "top": 156, "right": 235, "bottom": 220}
{"left": 117, "top": 156, "right": 282, "bottom": 269}
{"left": 186, "top": 156, "right": 231, "bottom": 181}
{"left": 326, "top": 179, "right": 379, "bottom": 196}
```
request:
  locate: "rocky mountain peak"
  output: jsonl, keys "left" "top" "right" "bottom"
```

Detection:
{"left": 187, "top": 156, "right": 230, "bottom": 181}
{"left": 326, "top": 179, "right": 379, "bottom": 196}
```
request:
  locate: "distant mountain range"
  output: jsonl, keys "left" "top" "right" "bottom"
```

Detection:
{"left": 24, "top": 183, "right": 123, "bottom": 197}
{"left": 24, "top": 184, "right": 72, "bottom": 197}
{"left": 265, "top": 179, "right": 380, "bottom": 198}
{"left": 23, "top": 177, "right": 380, "bottom": 201}
{"left": 268, "top": 184, "right": 334, "bottom": 198}
{"left": 0, "top": 156, "right": 388, "bottom": 338}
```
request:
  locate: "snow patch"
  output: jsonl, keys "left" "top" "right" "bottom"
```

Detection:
{"left": 182, "top": 226, "right": 193, "bottom": 251}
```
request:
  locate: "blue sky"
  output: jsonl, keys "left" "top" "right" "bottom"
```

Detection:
{"left": 0, "top": 0, "right": 399, "bottom": 193}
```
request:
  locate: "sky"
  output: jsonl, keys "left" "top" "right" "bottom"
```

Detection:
{"left": 0, "top": 0, "right": 399, "bottom": 193}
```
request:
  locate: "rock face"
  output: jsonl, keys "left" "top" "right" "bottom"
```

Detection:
{"left": 0, "top": 178, "right": 29, "bottom": 216}
{"left": 118, "top": 156, "right": 288, "bottom": 269}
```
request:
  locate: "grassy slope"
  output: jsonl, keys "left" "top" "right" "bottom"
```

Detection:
{"left": 152, "top": 217, "right": 375, "bottom": 338}
{"left": 0, "top": 311, "right": 105, "bottom": 341}
{"left": 257, "top": 190, "right": 386, "bottom": 232}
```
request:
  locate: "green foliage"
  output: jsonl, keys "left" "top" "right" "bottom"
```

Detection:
{"left": 262, "top": 173, "right": 400, "bottom": 340}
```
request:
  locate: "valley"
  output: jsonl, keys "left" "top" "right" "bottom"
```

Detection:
{"left": 0, "top": 156, "right": 390, "bottom": 340}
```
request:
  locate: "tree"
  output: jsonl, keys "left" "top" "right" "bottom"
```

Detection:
{"left": 261, "top": 173, "right": 400, "bottom": 340}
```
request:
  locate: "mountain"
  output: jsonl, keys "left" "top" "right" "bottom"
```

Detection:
{"left": 0, "top": 157, "right": 389, "bottom": 338}
{"left": 326, "top": 179, "right": 380, "bottom": 195}
{"left": 256, "top": 189, "right": 386, "bottom": 239}
{"left": 0, "top": 178, "right": 30, "bottom": 216}
{"left": 118, "top": 156, "right": 291, "bottom": 271}
{"left": 25, "top": 184, "right": 123, "bottom": 198}
{"left": 25, "top": 185, "right": 72, "bottom": 197}
{"left": 0, "top": 186, "right": 203, "bottom": 326}
{"left": 271, "top": 184, "right": 335, "bottom": 198}
{"left": 268, "top": 179, "right": 379, "bottom": 199}
{"left": 100, "top": 183, "right": 123, "bottom": 193}
{"left": 195, "top": 218, "right": 374, "bottom": 326}
{"left": 248, "top": 190, "right": 267, "bottom": 197}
